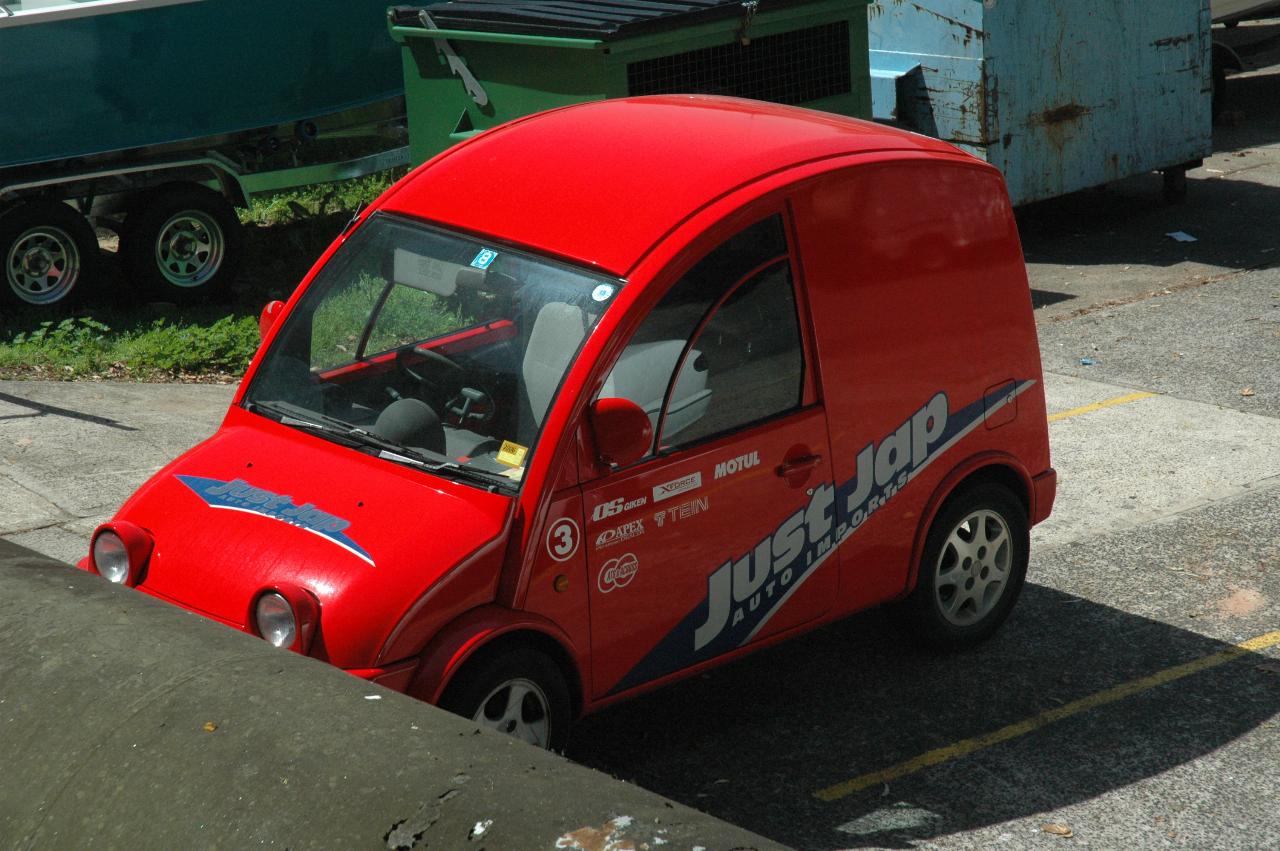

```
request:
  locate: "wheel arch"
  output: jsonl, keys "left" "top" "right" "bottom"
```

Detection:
{"left": 903, "top": 453, "right": 1032, "bottom": 597}
{"left": 408, "top": 606, "right": 586, "bottom": 719}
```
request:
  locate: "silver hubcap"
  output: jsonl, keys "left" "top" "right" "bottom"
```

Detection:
{"left": 155, "top": 210, "right": 224, "bottom": 287}
{"left": 6, "top": 226, "right": 80, "bottom": 305}
{"left": 473, "top": 677, "right": 551, "bottom": 748}
{"left": 933, "top": 509, "right": 1011, "bottom": 626}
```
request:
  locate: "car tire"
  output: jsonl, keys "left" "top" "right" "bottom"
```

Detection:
{"left": 439, "top": 645, "right": 572, "bottom": 751}
{"left": 0, "top": 200, "right": 101, "bottom": 311}
{"left": 119, "top": 183, "right": 243, "bottom": 304}
{"left": 896, "top": 482, "right": 1029, "bottom": 649}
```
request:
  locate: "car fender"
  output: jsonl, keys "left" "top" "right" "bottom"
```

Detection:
{"left": 406, "top": 604, "right": 585, "bottom": 709}
{"left": 904, "top": 451, "right": 1035, "bottom": 596}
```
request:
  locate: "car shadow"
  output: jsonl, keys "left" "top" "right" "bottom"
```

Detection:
{"left": 567, "top": 582, "right": 1280, "bottom": 849}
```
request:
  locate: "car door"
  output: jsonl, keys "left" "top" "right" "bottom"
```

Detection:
{"left": 581, "top": 214, "right": 838, "bottom": 699}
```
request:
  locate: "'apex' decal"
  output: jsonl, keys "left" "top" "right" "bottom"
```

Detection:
{"left": 176, "top": 475, "right": 374, "bottom": 566}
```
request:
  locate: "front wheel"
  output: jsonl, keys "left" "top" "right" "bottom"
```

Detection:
{"left": 120, "top": 183, "right": 243, "bottom": 303}
{"left": 0, "top": 200, "right": 100, "bottom": 311}
{"left": 439, "top": 646, "right": 572, "bottom": 751}
{"left": 895, "top": 482, "right": 1029, "bottom": 648}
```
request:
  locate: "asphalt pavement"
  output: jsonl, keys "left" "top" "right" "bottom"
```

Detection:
{"left": 3, "top": 23, "right": 1279, "bottom": 851}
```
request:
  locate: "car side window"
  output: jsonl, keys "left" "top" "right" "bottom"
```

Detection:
{"left": 600, "top": 214, "right": 804, "bottom": 456}
{"left": 661, "top": 259, "right": 803, "bottom": 448}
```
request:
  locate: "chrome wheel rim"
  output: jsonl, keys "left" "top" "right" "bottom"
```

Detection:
{"left": 154, "top": 210, "right": 223, "bottom": 287}
{"left": 472, "top": 677, "right": 551, "bottom": 748}
{"left": 6, "top": 226, "right": 81, "bottom": 305}
{"left": 933, "top": 509, "right": 1011, "bottom": 627}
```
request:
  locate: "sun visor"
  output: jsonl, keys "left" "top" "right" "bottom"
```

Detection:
{"left": 392, "top": 248, "right": 461, "bottom": 296}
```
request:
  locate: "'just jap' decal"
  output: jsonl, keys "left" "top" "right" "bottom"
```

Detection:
{"left": 607, "top": 381, "right": 1036, "bottom": 694}
{"left": 176, "top": 475, "right": 373, "bottom": 566}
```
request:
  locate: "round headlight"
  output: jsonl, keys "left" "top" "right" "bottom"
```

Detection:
{"left": 255, "top": 592, "right": 297, "bottom": 648}
{"left": 93, "top": 531, "right": 130, "bottom": 584}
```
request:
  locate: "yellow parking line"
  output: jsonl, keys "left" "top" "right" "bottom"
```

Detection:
{"left": 1047, "top": 391, "right": 1157, "bottom": 423}
{"left": 813, "top": 629, "right": 1280, "bottom": 802}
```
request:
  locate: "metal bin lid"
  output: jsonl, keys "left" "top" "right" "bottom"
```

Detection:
{"left": 389, "top": 0, "right": 816, "bottom": 41}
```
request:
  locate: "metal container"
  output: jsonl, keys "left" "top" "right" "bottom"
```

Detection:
{"left": 867, "top": 0, "right": 1214, "bottom": 204}
{"left": 389, "top": 0, "right": 872, "bottom": 165}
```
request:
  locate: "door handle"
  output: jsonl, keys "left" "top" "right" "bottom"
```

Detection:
{"left": 775, "top": 454, "right": 823, "bottom": 477}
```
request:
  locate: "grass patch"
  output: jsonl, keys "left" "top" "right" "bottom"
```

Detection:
{"left": 0, "top": 171, "right": 405, "bottom": 381}
{"left": 0, "top": 313, "right": 260, "bottom": 382}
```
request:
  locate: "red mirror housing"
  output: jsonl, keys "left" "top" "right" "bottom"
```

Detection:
{"left": 258, "top": 300, "right": 286, "bottom": 342}
{"left": 589, "top": 397, "right": 652, "bottom": 469}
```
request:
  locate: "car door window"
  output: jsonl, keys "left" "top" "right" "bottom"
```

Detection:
{"left": 661, "top": 258, "right": 803, "bottom": 447}
{"left": 600, "top": 214, "right": 804, "bottom": 455}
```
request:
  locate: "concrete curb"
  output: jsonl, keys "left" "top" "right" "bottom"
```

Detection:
{"left": 0, "top": 541, "right": 784, "bottom": 850}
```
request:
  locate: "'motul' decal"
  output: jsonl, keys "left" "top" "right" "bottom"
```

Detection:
{"left": 176, "top": 475, "right": 374, "bottom": 565}
{"left": 607, "top": 382, "right": 1036, "bottom": 694}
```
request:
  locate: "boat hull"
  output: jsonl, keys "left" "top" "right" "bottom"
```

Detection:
{"left": 0, "top": 0, "right": 408, "bottom": 169}
{"left": 1213, "top": 0, "right": 1280, "bottom": 22}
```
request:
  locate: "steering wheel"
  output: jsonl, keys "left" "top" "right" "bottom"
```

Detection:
{"left": 396, "top": 345, "right": 466, "bottom": 388}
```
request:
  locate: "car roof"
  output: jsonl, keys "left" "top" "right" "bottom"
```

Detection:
{"left": 379, "top": 95, "right": 970, "bottom": 277}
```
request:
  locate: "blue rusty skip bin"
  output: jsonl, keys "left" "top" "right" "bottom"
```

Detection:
{"left": 867, "top": 0, "right": 1213, "bottom": 205}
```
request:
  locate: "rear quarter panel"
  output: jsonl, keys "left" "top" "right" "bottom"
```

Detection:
{"left": 791, "top": 153, "right": 1049, "bottom": 612}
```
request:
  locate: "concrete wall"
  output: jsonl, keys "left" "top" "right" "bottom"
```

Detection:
{"left": 0, "top": 540, "right": 782, "bottom": 850}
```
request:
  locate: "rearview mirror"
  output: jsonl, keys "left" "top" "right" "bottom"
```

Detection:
{"left": 588, "top": 397, "right": 652, "bottom": 469}
{"left": 258, "top": 300, "right": 285, "bottom": 342}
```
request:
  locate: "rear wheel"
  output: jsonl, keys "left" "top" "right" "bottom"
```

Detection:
{"left": 0, "top": 200, "right": 100, "bottom": 311}
{"left": 439, "top": 646, "right": 572, "bottom": 751}
{"left": 896, "top": 482, "right": 1029, "bottom": 648}
{"left": 120, "top": 183, "right": 243, "bottom": 303}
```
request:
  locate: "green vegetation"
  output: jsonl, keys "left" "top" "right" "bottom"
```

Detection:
{"left": 0, "top": 171, "right": 404, "bottom": 381}
{"left": 0, "top": 314, "right": 259, "bottom": 381}
{"left": 310, "top": 272, "right": 471, "bottom": 371}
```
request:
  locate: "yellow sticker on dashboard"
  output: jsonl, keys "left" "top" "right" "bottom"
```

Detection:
{"left": 496, "top": 440, "right": 529, "bottom": 468}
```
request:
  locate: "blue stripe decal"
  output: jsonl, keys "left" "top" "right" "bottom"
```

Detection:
{"left": 175, "top": 475, "right": 374, "bottom": 566}
{"left": 607, "top": 382, "right": 1035, "bottom": 695}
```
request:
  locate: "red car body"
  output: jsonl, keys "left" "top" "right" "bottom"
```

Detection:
{"left": 86, "top": 96, "right": 1055, "bottom": 734}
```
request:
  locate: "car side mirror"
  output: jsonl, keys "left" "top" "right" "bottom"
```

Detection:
{"left": 258, "top": 300, "right": 285, "bottom": 342}
{"left": 588, "top": 397, "right": 652, "bottom": 469}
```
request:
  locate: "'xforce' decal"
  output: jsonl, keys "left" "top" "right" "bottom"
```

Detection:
{"left": 176, "top": 475, "right": 374, "bottom": 566}
{"left": 607, "top": 381, "right": 1036, "bottom": 694}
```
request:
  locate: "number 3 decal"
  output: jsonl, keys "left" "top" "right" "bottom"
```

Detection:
{"left": 546, "top": 517, "right": 580, "bottom": 562}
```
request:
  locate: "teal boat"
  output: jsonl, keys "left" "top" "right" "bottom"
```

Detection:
{"left": 0, "top": 0, "right": 405, "bottom": 169}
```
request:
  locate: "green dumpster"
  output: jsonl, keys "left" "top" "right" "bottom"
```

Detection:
{"left": 388, "top": 0, "right": 872, "bottom": 165}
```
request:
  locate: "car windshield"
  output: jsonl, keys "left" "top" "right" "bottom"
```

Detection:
{"left": 243, "top": 213, "right": 621, "bottom": 490}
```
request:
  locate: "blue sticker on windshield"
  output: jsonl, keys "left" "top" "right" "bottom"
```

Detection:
{"left": 592, "top": 284, "right": 616, "bottom": 302}
{"left": 471, "top": 249, "right": 498, "bottom": 270}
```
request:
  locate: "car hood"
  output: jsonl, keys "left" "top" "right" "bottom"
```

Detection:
{"left": 116, "top": 417, "right": 512, "bottom": 667}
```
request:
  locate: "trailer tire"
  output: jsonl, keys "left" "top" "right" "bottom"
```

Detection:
{"left": 0, "top": 200, "right": 101, "bottom": 311}
{"left": 120, "top": 183, "right": 243, "bottom": 303}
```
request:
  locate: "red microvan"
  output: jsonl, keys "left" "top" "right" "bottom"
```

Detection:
{"left": 85, "top": 96, "right": 1055, "bottom": 749}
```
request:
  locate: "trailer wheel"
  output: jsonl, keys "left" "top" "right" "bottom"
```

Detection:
{"left": 0, "top": 200, "right": 100, "bottom": 310}
{"left": 121, "top": 183, "right": 243, "bottom": 303}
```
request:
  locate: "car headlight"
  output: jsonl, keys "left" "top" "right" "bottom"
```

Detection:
{"left": 92, "top": 530, "right": 130, "bottom": 584}
{"left": 255, "top": 592, "right": 297, "bottom": 648}
{"left": 89, "top": 522, "right": 154, "bottom": 587}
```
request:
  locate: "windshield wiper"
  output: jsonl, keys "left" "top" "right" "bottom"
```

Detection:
{"left": 375, "top": 448, "right": 515, "bottom": 493}
{"left": 247, "top": 400, "right": 513, "bottom": 492}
